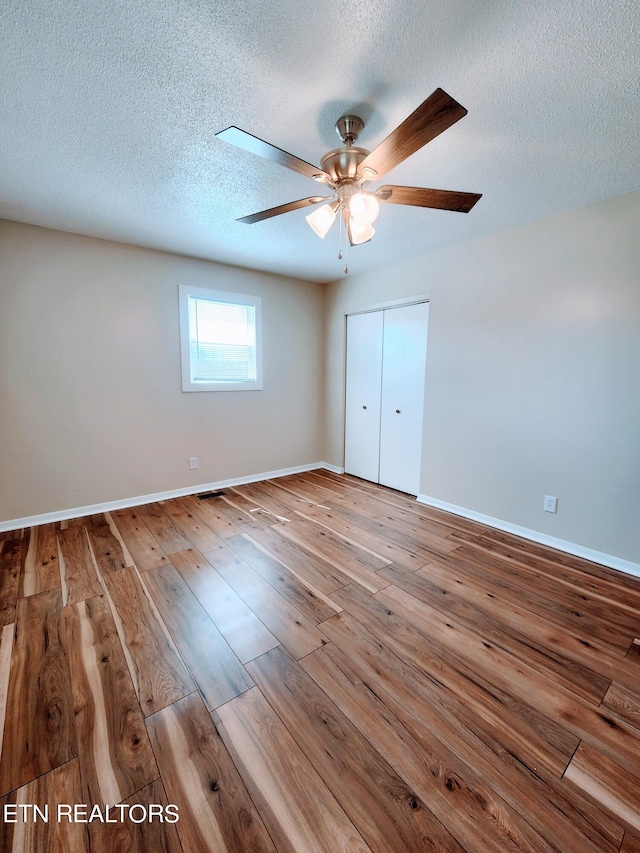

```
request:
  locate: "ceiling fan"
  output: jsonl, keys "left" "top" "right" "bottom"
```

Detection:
{"left": 215, "top": 88, "right": 481, "bottom": 254}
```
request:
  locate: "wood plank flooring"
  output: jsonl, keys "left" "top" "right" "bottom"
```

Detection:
{"left": 1, "top": 469, "right": 639, "bottom": 851}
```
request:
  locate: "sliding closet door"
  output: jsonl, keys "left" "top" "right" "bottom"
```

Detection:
{"left": 344, "top": 311, "right": 384, "bottom": 482}
{"left": 379, "top": 302, "right": 429, "bottom": 495}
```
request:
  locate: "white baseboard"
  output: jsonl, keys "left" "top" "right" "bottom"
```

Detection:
{"left": 0, "top": 462, "right": 339, "bottom": 532}
{"left": 318, "top": 462, "right": 345, "bottom": 474}
{"left": 417, "top": 494, "right": 640, "bottom": 579}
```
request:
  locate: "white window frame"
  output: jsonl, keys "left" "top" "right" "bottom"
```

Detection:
{"left": 179, "top": 284, "right": 263, "bottom": 392}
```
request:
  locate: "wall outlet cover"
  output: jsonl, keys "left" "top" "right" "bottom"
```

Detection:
{"left": 544, "top": 495, "right": 558, "bottom": 513}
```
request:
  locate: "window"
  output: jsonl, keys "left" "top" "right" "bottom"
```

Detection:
{"left": 179, "top": 285, "right": 263, "bottom": 392}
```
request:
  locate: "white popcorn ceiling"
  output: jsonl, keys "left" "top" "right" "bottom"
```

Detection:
{"left": 0, "top": 0, "right": 639, "bottom": 283}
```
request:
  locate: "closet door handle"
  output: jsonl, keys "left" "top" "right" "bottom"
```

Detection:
{"left": 362, "top": 405, "right": 367, "bottom": 409}
{"left": 395, "top": 409, "right": 401, "bottom": 414}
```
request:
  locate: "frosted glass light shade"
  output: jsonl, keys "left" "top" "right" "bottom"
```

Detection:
{"left": 349, "top": 192, "right": 380, "bottom": 226}
{"left": 305, "top": 203, "right": 337, "bottom": 238}
{"left": 349, "top": 220, "right": 375, "bottom": 244}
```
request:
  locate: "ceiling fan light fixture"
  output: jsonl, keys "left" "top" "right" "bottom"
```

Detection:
{"left": 349, "top": 192, "right": 380, "bottom": 226}
{"left": 306, "top": 202, "right": 339, "bottom": 239}
{"left": 218, "top": 89, "right": 480, "bottom": 270}
{"left": 349, "top": 220, "right": 375, "bottom": 245}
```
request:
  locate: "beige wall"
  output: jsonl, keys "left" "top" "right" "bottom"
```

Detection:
{"left": 2, "top": 192, "right": 639, "bottom": 564}
{"left": 324, "top": 190, "right": 640, "bottom": 564}
{"left": 0, "top": 221, "right": 325, "bottom": 522}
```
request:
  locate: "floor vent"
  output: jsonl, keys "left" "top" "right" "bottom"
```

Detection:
{"left": 197, "top": 490, "right": 226, "bottom": 500}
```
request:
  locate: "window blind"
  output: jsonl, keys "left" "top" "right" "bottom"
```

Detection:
{"left": 188, "top": 296, "right": 257, "bottom": 384}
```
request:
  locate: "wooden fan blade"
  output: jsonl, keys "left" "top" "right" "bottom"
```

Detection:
{"left": 237, "top": 196, "right": 327, "bottom": 224}
{"left": 216, "top": 126, "right": 333, "bottom": 183}
{"left": 358, "top": 89, "right": 467, "bottom": 180}
{"left": 376, "top": 185, "right": 482, "bottom": 212}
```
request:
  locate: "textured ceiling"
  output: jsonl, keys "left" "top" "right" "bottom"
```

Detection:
{"left": 1, "top": 0, "right": 639, "bottom": 283}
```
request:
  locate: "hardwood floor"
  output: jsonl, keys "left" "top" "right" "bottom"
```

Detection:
{"left": 1, "top": 469, "right": 639, "bottom": 851}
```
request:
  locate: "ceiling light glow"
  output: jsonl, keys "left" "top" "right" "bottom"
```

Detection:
{"left": 349, "top": 192, "right": 380, "bottom": 226}
{"left": 349, "top": 220, "right": 375, "bottom": 245}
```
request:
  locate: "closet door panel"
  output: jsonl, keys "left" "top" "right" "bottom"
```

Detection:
{"left": 344, "top": 311, "right": 384, "bottom": 482}
{"left": 379, "top": 303, "right": 429, "bottom": 495}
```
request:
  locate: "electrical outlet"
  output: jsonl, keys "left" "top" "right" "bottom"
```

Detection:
{"left": 189, "top": 457, "right": 198, "bottom": 470}
{"left": 543, "top": 495, "right": 557, "bottom": 513}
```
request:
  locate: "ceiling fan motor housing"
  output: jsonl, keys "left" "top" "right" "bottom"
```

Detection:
{"left": 321, "top": 146, "right": 369, "bottom": 185}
